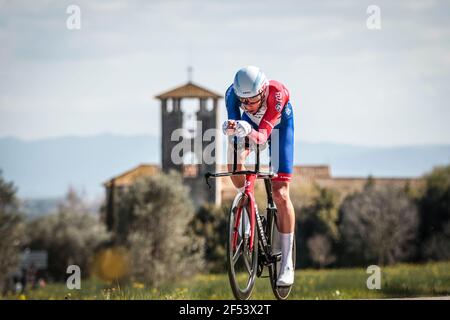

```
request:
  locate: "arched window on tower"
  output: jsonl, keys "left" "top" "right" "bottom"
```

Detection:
{"left": 181, "top": 99, "right": 199, "bottom": 139}
{"left": 206, "top": 98, "right": 214, "bottom": 112}
{"left": 166, "top": 99, "right": 173, "bottom": 113}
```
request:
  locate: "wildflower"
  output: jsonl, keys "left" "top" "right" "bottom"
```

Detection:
{"left": 132, "top": 282, "right": 145, "bottom": 289}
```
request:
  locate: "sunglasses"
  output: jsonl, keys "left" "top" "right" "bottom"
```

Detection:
{"left": 238, "top": 92, "right": 263, "bottom": 105}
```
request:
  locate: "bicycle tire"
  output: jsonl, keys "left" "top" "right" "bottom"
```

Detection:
{"left": 268, "top": 211, "right": 296, "bottom": 300}
{"left": 226, "top": 197, "right": 259, "bottom": 300}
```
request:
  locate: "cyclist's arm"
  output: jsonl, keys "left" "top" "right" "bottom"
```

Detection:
{"left": 225, "top": 85, "right": 241, "bottom": 121}
{"left": 248, "top": 88, "right": 288, "bottom": 144}
{"left": 224, "top": 85, "right": 244, "bottom": 164}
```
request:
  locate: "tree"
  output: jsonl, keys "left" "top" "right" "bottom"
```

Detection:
{"left": 338, "top": 186, "right": 419, "bottom": 266}
{"left": 307, "top": 234, "right": 336, "bottom": 268}
{"left": 419, "top": 164, "right": 450, "bottom": 260}
{"left": 190, "top": 203, "right": 228, "bottom": 273}
{"left": 0, "top": 171, "right": 25, "bottom": 293}
{"left": 296, "top": 186, "right": 339, "bottom": 268}
{"left": 364, "top": 175, "right": 375, "bottom": 191}
{"left": 26, "top": 188, "right": 109, "bottom": 281}
{"left": 114, "top": 172, "right": 205, "bottom": 286}
{"left": 422, "top": 221, "right": 450, "bottom": 261}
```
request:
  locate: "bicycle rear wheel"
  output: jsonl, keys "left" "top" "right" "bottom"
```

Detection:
{"left": 268, "top": 211, "right": 296, "bottom": 300}
{"left": 226, "top": 195, "right": 258, "bottom": 300}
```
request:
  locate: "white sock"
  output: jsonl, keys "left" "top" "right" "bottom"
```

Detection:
{"left": 280, "top": 232, "right": 294, "bottom": 272}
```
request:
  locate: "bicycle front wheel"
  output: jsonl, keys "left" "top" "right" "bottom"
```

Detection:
{"left": 226, "top": 196, "right": 258, "bottom": 300}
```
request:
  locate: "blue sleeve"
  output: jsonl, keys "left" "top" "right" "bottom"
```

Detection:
{"left": 225, "top": 85, "right": 241, "bottom": 120}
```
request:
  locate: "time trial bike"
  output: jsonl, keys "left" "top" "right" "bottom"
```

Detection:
{"left": 205, "top": 137, "right": 295, "bottom": 300}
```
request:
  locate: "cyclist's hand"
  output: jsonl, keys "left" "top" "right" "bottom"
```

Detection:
{"left": 222, "top": 120, "right": 236, "bottom": 136}
{"left": 249, "top": 140, "right": 268, "bottom": 152}
{"left": 235, "top": 120, "right": 252, "bottom": 138}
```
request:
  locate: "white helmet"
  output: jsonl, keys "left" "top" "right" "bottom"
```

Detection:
{"left": 233, "top": 66, "right": 269, "bottom": 98}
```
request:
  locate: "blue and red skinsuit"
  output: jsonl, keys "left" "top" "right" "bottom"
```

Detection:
{"left": 225, "top": 80, "right": 294, "bottom": 182}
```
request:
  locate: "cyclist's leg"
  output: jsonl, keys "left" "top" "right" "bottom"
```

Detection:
{"left": 227, "top": 114, "right": 258, "bottom": 189}
{"left": 271, "top": 102, "right": 295, "bottom": 233}
{"left": 270, "top": 102, "right": 295, "bottom": 285}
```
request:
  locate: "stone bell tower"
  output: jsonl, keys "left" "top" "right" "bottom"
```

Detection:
{"left": 155, "top": 80, "right": 222, "bottom": 208}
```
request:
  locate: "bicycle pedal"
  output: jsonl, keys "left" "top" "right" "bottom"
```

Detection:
{"left": 272, "top": 251, "right": 282, "bottom": 262}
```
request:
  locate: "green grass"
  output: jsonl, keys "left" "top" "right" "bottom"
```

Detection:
{"left": 4, "top": 261, "right": 450, "bottom": 300}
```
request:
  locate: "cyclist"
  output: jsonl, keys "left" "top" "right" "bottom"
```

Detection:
{"left": 222, "top": 66, "right": 295, "bottom": 286}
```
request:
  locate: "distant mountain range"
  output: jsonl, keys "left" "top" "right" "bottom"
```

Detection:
{"left": 0, "top": 134, "right": 159, "bottom": 200}
{"left": 1, "top": 134, "right": 449, "bottom": 213}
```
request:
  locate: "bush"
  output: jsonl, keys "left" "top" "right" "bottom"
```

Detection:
{"left": 418, "top": 164, "right": 450, "bottom": 261}
{"left": 26, "top": 188, "right": 109, "bottom": 281}
{"left": 190, "top": 203, "right": 228, "bottom": 273}
{"left": 296, "top": 186, "right": 339, "bottom": 268}
{"left": 422, "top": 221, "right": 450, "bottom": 261}
{"left": 338, "top": 185, "right": 419, "bottom": 266}
{"left": 307, "top": 234, "right": 336, "bottom": 268}
{"left": 0, "top": 171, "right": 25, "bottom": 293}
{"left": 114, "top": 172, "right": 205, "bottom": 286}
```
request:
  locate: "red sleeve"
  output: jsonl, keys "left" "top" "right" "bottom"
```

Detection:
{"left": 249, "top": 82, "right": 289, "bottom": 144}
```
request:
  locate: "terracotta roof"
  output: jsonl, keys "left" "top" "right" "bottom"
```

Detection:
{"left": 155, "top": 81, "right": 222, "bottom": 99}
{"left": 328, "top": 177, "right": 423, "bottom": 181}
{"left": 293, "top": 165, "right": 331, "bottom": 178}
{"left": 103, "top": 164, "right": 161, "bottom": 187}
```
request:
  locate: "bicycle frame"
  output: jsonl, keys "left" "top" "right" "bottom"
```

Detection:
{"left": 205, "top": 137, "right": 276, "bottom": 255}
{"left": 205, "top": 136, "right": 295, "bottom": 300}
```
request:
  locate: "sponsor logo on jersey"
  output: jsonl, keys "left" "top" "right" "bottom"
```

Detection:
{"left": 275, "top": 92, "right": 283, "bottom": 112}
{"left": 284, "top": 105, "right": 291, "bottom": 116}
{"left": 275, "top": 92, "right": 283, "bottom": 102}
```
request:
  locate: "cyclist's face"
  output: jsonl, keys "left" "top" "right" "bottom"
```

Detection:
{"left": 239, "top": 93, "right": 263, "bottom": 114}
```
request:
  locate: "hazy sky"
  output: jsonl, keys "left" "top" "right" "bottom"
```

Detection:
{"left": 1, "top": 0, "right": 449, "bottom": 146}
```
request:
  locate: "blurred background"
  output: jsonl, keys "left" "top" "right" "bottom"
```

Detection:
{"left": 0, "top": 0, "right": 449, "bottom": 299}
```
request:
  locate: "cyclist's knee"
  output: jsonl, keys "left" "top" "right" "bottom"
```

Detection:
{"left": 272, "top": 183, "right": 290, "bottom": 206}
